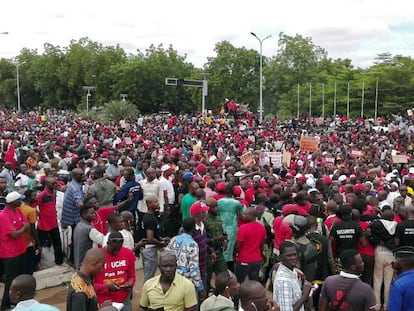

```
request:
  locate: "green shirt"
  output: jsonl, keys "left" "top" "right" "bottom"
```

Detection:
{"left": 180, "top": 193, "right": 196, "bottom": 220}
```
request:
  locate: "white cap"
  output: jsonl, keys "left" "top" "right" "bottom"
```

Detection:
{"left": 161, "top": 164, "right": 171, "bottom": 172}
{"left": 6, "top": 191, "right": 25, "bottom": 203}
{"left": 338, "top": 175, "right": 347, "bottom": 183}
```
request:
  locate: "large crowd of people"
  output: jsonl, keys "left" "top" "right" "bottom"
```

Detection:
{"left": 0, "top": 107, "right": 414, "bottom": 311}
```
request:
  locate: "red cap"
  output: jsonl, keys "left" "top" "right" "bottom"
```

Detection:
{"left": 282, "top": 204, "right": 308, "bottom": 216}
{"left": 259, "top": 180, "right": 268, "bottom": 188}
{"left": 216, "top": 182, "right": 226, "bottom": 192}
{"left": 101, "top": 151, "right": 109, "bottom": 158}
{"left": 233, "top": 186, "right": 242, "bottom": 196}
{"left": 196, "top": 163, "right": 208, "bottom": 172}
{"left": 190, "top": 201, "right": 209, "bottom": 216}
{"left": 212, "top": 160, "right": 221, "bottom": 167}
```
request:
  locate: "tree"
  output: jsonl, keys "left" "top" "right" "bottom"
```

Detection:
{"left": 102, "top": 100, "right": 139, "bottom": 121}
{"left": 205, "top": 41, "right": 260, "bottom": 112}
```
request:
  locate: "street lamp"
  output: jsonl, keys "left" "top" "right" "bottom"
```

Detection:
{"left": 0, "top": 32, "right": 8, "bottom": 35}
{"left": 16, "top": 63, "right": 21, "bottom": 113}
{"left": 82, "top": 86, "right": 96, "bottom": 113}
{"left": 120, "top": 93, "right": 128, "bottom": 102}
{"left": 13, "top": 59, "right": 24, "bottom": 113}
{"left": 250, "top": 32, "right": 271, "bottom": 123}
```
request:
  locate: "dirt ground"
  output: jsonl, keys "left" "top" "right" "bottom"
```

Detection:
{"left": 36, "top": 268, "right": 146, "bottom": 310}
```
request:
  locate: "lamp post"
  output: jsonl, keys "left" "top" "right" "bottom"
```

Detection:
{"left": 120, "top": 93, "right": 128, "bottom": 102}
{"left": 0, "top": 32, "right": 8, "bottom": 35}
{"left": 82, "top": 86, "right": 96, "bottom": 113}
{"left": 250, "top": 32, "right": 271, "bottom": 123}
{"left": 16, "top": 63, "right": 21, "bottom": 113}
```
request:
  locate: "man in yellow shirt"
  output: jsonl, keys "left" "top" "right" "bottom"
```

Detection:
{"left": 20, "top": 190, "right": 41, "bottom": 275}
{"left": 139, "top": 251, "right": 197, "bottom": 311}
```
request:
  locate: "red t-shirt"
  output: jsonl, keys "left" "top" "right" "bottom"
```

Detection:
{"left": 358, "top": 221, "right": 374, "bottom": 256}
{"left": 324, "top": 214, "right": 341, "bottom": 231}
{"left": 37, "top": 188, "right": 58, "bottom": 231}
{"left": 244, "top": 188, "right": 256, "bottom": 205}
{"left": 273, "top": 216, "right": 292, "bottom": 251}
{"left": 236, "top": 221, "right": 266, "bottom": 263}
{"left": 0, "top": 207, "right": 28, "bottom": 258}
{"left": 94, "top": 247, "right": 136, "bottom": 304}
{"left": 93, "top": 207, "right": 116, "bottom": 234}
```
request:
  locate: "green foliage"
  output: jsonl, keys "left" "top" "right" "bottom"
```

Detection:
{"left": 1, "top": 36, "right": 414, "bottom": 117}
{"left": 101, "top": 100, "right": 139, "bottom": 121}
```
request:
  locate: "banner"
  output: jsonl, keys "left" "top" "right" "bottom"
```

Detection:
{"left": 350, "top": 150, "right": 362, "bottom": 158}
{"left": 392, "top": 154, "right": 408, "bottom": 164}
{"left": 299, "top": 136, "right": 320, "bottom": 152}
{"left": 240, "top": 151, "right": 256, "bottom": 167}
{"left": 259, "top": 152, "right": 282, "bottom": 167}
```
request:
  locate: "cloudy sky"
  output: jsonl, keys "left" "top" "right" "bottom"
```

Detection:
{"left": 1, "top": 0, "right": 413, "bottom": 68}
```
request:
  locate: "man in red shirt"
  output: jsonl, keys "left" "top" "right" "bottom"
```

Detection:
{"left": 234, "top": 207, "right": 266, "bottom": 283}
{"left": 94, "top": 231, "right": 136, "bottom": 310}
{"left": 0, "top": 191, "right": 30, "bottom": 310}
{"left": 37, "top": 176, "right": 64, "bottom": 265}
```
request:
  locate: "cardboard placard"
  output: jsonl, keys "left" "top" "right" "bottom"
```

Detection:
{"left": 392, "top": 154, "right": 408, "bottom": 164}
{"left": 240, "top": 151, "right": 256, "bottom": 167}
{"left": 282, "top": 150, "right": 291, "bottom": 168}
{"left": 299, "top": 136, "right": 320, "bottom": 152}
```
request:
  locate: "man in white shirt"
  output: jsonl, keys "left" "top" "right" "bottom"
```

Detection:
{"left": 137, "top": 168, "right": 164, "bottom": 240}
{"left": 273, "top": 241, "right": 312, "bottom": 311}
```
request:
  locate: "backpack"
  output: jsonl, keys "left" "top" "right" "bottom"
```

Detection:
{"left": 295, "top": 235, "right": 319, "bottom": 281}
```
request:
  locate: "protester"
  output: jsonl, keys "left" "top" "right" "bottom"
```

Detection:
{"left": 139, "top": 251, "right": 198, "bottom": 311}
{"left": 0, "top": 191, "right": 30, "bottom": 311}
{"left": 388, "top": 246, "right": 414, "bottom": 311}
{"left": 318, "top": 249, "right": 377, "bottom": 311}
{"left": 66, "top": 248, "right": 106, "bottom": 311}
{"left": 9, "top": 274, "right": 59, "bottom": 311}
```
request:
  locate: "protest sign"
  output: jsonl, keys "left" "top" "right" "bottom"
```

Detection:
{"left": 240, "top": 151, "right": 256, "bottom": 167}
{"left": 299, "top": 136, "right": 319, "bottom": 152}
{"left": 392, "top": 154, "right": 408, "bottom": 164}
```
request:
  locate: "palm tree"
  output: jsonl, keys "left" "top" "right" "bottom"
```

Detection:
{"left": 102, "top": 100, "right": 139, "bottom": 120}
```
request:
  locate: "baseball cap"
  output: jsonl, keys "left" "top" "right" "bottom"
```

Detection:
{"left": 282, "top": 214, "right": 308, "bottom": 231}
{"left": 190, "top": 201, "right": 209, "bottom": 216}
{"left": 196, "top": 163, "right": 208, "bottom": 172}
{"left": 6, "top": 191, "right": 25, "bottom": 203}
{"left": 307, "top": 188, "right": 320, "bottom": 195}
{"left": 182, "top": 172, "right": 194, "bottom": 181}
{"left": 161, "top": 164, "right": 172, "bottom": 172}
{"left": 394, "top": 246, "right": 414, "bottom": 259}
{"left": 216, "top": 182, "right": 226, "bottom": 192}
{"left": 282, "top": 204, "right": 307, "bottom": 216}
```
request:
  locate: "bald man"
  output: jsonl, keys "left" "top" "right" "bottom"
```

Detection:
{"left": 9, "top": 274, "right": 59, "bottom": 310}
{"left": 67, "top": 248, "right": 106, "bottom": 311}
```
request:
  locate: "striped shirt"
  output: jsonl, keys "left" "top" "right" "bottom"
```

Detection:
{"left": 61, "top": 180, "right": 84, "bottom": 226}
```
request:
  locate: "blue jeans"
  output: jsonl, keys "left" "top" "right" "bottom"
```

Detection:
{"left": 141, "top": 247, "right": 158, "bottom": 282}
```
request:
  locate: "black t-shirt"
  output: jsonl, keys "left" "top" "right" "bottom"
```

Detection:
{"left": 330, "top": 220, "right": 362, "bottom": 257}
{"left": 142, "top": 213, "right": 160, "bottom": 240}
{"left": 396, "top": 219, "right": 414, "bottom": 247}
